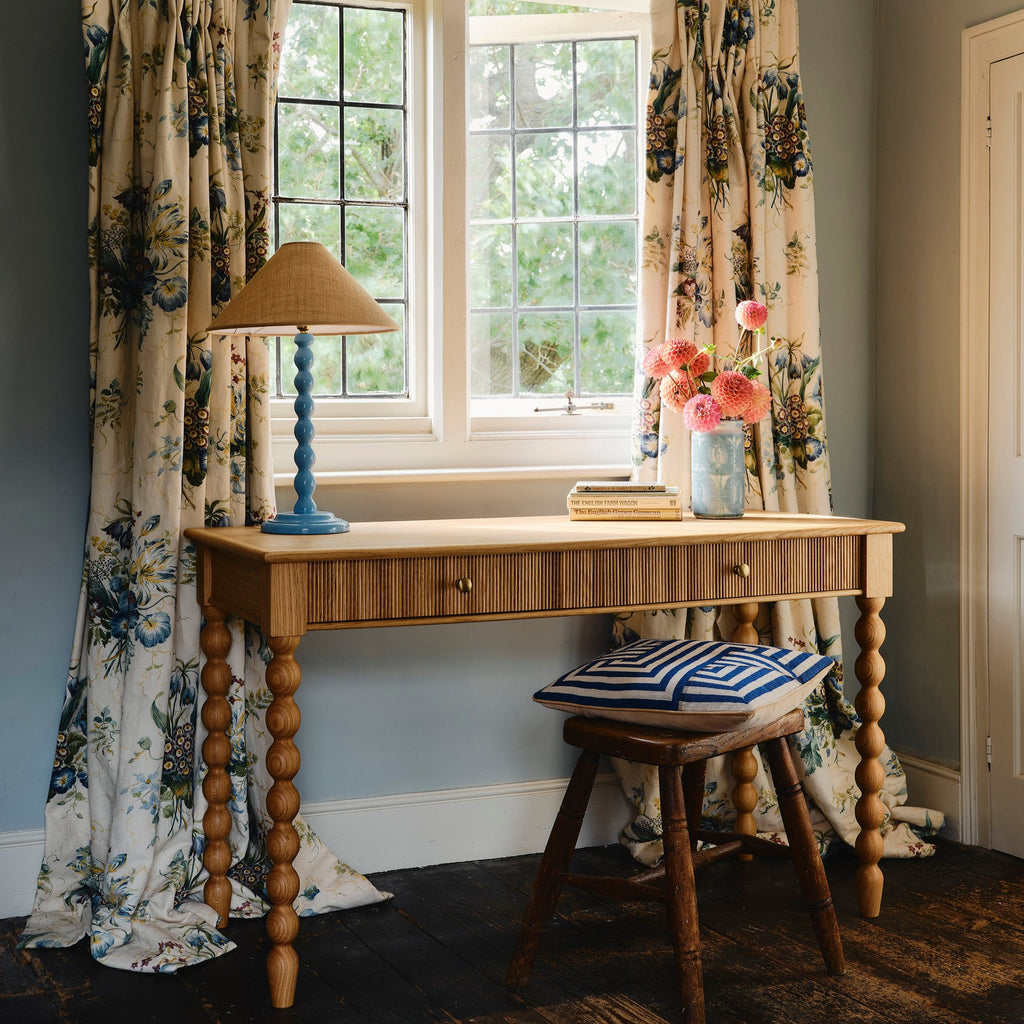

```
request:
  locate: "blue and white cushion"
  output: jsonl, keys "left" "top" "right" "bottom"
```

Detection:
{"left": 534, "top": 638, "right": 834, "bottom": 732}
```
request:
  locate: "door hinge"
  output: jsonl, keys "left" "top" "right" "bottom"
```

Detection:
{"left": 987, "top": 734, "right": 992, "bottom": 771}
{"left": 987, "top": 114, "right": 992, "bottom": 148}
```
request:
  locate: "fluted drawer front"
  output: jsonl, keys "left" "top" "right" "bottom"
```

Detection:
{"left": 560, "top": 535, "right": 861, "bottom": 611}
{"left": 306, "top": 535, "right": 862, "bottom": 625}
{"left": 308, "top": 553, "right": 559, "bottom": 624}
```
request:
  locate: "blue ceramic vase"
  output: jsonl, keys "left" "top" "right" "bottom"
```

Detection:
{"left": 691, "top": 418, "right": 746, "bottom": 518}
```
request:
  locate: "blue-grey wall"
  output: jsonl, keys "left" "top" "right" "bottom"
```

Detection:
{"left": 0, "top": 0, "right": 885, "bottom": 835}
{"left": 0, "top": 7, "right": 92, "bottom": 831}
{"left": 800, "top": 0, "right": 876, "bottom": 522}
{"left": 797, "top": 0, "right": 879, "bottom": 697}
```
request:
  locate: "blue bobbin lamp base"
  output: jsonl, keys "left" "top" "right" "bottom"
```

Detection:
{"left": 262, "top": 511, "right": 349, "bottom": 535}
{"left": 261, "top": 329, "right": 350, "bottom": 536}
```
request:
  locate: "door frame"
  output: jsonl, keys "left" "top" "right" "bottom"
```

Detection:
{"left": 961, "top": 10, "right": 1024, "bottom": 848}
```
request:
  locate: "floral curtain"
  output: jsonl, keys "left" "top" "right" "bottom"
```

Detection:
{"left": 622, "top": 0, "right": 941, "bottom": 864}
{"left": 20, "top": 0, "right": 384, "bottom": 971}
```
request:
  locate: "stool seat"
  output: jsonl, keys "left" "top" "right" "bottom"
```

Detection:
{"left": 506, "top": 709, "right": 845, "bottom": 1024}
{"left": 563, "top": 706, "right": 805, "bottom": 765}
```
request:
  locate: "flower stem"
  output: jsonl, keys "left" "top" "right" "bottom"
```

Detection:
{"left": 725, "top": 330, "right": 777, "bottom": 376}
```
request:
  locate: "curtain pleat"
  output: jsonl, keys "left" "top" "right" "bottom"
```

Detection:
{"left": 20, "top": 0, "right": 385, "bottom": 971}
{"left": 622, "top": 0, "right": 942, "bottom": 865}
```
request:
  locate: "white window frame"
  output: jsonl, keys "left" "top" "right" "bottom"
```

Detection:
{"left": 270, "top": 0, "right": 650, "bottom": 484}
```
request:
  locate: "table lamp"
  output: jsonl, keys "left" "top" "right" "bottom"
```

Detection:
{"left": 207, "top": 241, "right": 398, "bottom": 534}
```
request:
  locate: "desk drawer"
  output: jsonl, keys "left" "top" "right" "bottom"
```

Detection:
{"left": 305, "top": 534, "right": 863, "bottom": 626}
{"left": 562, "top": 535, "right": 862, "bottom": 611}
{"left": 307, "top": 553, "right": 560, "bottom": 624}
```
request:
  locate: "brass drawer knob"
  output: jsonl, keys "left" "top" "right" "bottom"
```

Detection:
{"left": 733, "top": 563, "right": 751, "bottom": 578}
{"left": 455, "top": 577, "right": 473, "bottom": 594}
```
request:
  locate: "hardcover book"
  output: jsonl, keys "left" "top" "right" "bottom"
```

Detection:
{"left": 572, "top": 480, "right": 668, "bottom": 492}
{"left": 567, "top": 506, "right": 683, "bottom": 521}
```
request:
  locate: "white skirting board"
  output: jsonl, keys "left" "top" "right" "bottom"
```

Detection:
{"left": 898, "top": 752, "right": 962, "bottom": 841}
{"left": 0, "top": 759, "right": 961, "bottom": 920}
{"left": 0, "top": 773, "right": 631, "bottom": 920}
{"left": 0, "top": 828, "right": 46, "bottom": 922}
{"left": 303, "top": 771, "right": 632, "bottom": 875}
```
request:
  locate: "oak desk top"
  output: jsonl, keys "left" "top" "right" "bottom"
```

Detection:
{"left": 187, "top": 510, "right": 904, "bottom": 561}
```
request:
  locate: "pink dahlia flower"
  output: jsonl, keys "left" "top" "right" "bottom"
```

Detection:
{"left": 710, "top": 370, "right": 754, "bottom": 418}
{"left": 642, "top": 346, "right": 672, "bottom": 379}
{"left": 742, "top": 379, "right": 772, "bottom": 423}
{"left": 683, "top": 393, "right": 722, "bottom": 432}
{"left": 735, "top": 300, "right": 768, "bottom": 332}
{"left": 659, "top": 338, "right": 698, "bottom": 371}
{"left": 688, "top": 351, "right": 711, "bottom": 378}
{"left": 660, "top": 371, "right": 700, "bottom": 413}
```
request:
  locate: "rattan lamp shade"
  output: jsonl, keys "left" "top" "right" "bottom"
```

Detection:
{"left": 205, "top": 241, "right": 398, "bottom": 536}
{"left": 206, "top": 241, "right": 399, "bottom": 336}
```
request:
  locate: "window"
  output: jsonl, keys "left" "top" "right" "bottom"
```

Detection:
{"left": 273, "top": 1, "right": 410, "bottom": 399}
{"left": 271, "top": 0, "right": 648, "bottom": 480}
{"left": 467, "top": 33, "right": 638, "bottom": 406}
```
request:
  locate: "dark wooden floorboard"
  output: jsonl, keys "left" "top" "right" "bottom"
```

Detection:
{"left": 2, "top": 840, "right": 1023, "bottom": 1023}
{"left": 298, "top": 906, "right": 450, "bottom": 1024}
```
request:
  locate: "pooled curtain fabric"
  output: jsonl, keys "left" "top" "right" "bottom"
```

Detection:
{"left": 622, "top": 0, "right": 941, "bottom": 864}
{"left": 21, "top": 0, "right": 384, "bottom": 971}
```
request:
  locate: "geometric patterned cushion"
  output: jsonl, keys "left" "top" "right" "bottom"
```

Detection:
{"left": 533, "top": 638, "right": 833, "bottom": 732}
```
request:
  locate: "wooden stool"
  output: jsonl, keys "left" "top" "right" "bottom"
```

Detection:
{"left": 506, "top": 707, "right": 846, "bottom": 1024}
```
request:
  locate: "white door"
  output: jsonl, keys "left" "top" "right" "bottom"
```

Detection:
{"left": 988, "top": 51, "right": 1024, "bottom": 858}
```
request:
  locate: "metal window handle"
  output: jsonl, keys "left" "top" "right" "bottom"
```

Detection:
{"left": 533, "top": 389, "right": 615, "bottom": 415}
{"left": 733, "top": 563, "right": 751, "bottom": 578}
{"left": 455, "top": 577, "right": 473, "bottom": 594}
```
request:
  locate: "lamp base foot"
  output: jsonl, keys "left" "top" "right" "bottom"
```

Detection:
{"left": 261, "top": 511, "right": 350, "bottom": 535}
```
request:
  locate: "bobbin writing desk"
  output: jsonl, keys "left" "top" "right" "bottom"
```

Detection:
{"left": 186, "top": 510, "right": 903, "bottom": 1008}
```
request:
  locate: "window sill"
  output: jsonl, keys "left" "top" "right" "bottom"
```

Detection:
{"left": 270, "top": 417, "right": 633, "bottom": 482}
{"left": 279, "top": 463, "right": 632, "bottom": 489}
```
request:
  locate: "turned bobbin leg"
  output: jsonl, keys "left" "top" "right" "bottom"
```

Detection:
{"left": 730, "top": 603, "right": 760, "bottom": 857}
{"left": 200, "top": 605, "right": 233, "bottom": 928}
{"left": 265, "top": 635, "right": 304, "bottom": 1009}
{"left": 853, "top": 596, "right": 888, "bottom": 918}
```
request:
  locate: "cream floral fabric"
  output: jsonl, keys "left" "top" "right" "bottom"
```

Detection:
{"left": 20, "top": 0, "right": 384, "bottom": 972}
{"left": 623, "top": 0, "right": 941, "bottom": 864}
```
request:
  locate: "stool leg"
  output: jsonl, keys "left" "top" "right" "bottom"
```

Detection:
{"left": 659, "top": 764, "right": 706, "bottom": 1024}
{"left": 763, "top": 736, "right": 846, "bottom": 976}
{"left": 682, "top": 761, "right": 706, "bottom": 852}
{"left": 506, "top": 748, "right": 600, "bottom": 989}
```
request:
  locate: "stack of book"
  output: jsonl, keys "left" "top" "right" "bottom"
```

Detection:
{"left": 566, "top": 481, "right": 682, "bottom": 521}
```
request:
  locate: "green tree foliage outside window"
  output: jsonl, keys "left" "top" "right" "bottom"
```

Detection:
{"left": 468, "top": 35, "right": 639, "bottom": 398}
{"left": 273, "top": 2, "right": 408, "bottom": 398}
{"left": 272, "top": 2, "right": 638, "bottom": 402}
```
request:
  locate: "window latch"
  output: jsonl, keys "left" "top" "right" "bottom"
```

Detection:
{"left": 533, "top": 390, "right": 615, "bottom": 416}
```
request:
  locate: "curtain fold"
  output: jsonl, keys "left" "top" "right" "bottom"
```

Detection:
{"left": 623, "top": 0, "right": 942, "bottom": 865}
{"left": 21, "top": 0, "right": 384, "bottom": 972}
